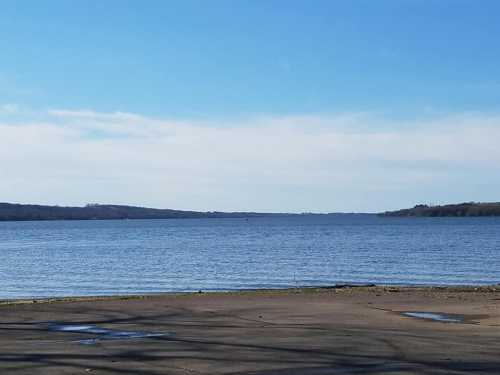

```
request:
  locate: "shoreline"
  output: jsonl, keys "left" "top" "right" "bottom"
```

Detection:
{"left": 2, "top": 283, "right": 499, "bottom": 306}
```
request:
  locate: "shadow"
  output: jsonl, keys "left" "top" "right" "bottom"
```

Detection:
{"left": 1, "top": 303, "right": 499, "bottom": 375}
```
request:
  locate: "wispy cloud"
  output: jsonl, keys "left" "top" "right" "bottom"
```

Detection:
{"left": 1, "top": 109, "right": 499, "bottom": 212}
{"left": 0, "top": 103, "right": 19, "bottom": 114}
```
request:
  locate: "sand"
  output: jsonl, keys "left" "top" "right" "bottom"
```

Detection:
{"left": 1, "top": 286, "right": 499, "bottom": 374}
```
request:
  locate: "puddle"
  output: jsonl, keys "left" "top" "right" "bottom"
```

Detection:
{"left": 402, "top": 312, "right": 463, "bottom": 323}
{"left": 47, "top": 323, "right": 172, "bottom": 345}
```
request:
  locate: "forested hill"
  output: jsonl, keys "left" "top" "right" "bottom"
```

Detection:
{"left": 380, "top": 202, "right": 500, "bottom": 217}
{"left": 0, "top": 203, "right": 292, "bottom": 221}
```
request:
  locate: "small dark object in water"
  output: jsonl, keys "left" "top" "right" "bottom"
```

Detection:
{"left": 320, "top": 283, "right": 376, "bottom": 290}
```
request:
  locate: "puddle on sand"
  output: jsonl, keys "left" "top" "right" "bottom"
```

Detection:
{"left": 47, "top": 323, "right": 172, "bottom": 345}
{"left": 402, "top": 312, "right": 463, "bottom": 323}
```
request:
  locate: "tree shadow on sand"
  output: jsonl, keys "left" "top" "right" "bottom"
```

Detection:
{"left": 0, "top": 306, "right": 499, "bottom": 374}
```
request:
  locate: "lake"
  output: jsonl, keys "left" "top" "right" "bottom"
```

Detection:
{"left": 0, "top": 215, "right": 499, "bottom": 299}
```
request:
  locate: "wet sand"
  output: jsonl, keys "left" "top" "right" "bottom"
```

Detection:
{"left": 1, "top": 286, "right": 499, "bottom": 374}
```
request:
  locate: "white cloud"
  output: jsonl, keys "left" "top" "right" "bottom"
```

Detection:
{"left": 1, "top": 109, "right": 499, "bottom": 212}
{"left": 0, "top": 103, "right": 19, "bottom": 114}
{"left": 48, "top": 108, "right": 145, "bottom": 122}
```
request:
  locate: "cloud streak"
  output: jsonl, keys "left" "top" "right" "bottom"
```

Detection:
{"left": 1, "top": 109, "right": 499, "bottom": 212}
{"left": 0, "top": 103, "right": 19, "bottom": 114}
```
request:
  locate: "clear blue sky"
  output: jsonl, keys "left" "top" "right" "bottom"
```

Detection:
{"left": 2, "top": 0, "right": 499, "bottom": 117}
{"left": 1, "top": 1, "right": 499, "bottom": 212}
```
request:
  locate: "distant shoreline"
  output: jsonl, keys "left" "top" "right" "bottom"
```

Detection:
{"left": 2, "top": 201, "right": 500, "bottom": 221}
{"left": 0, "top": 202, "right": 294, "bottom": 221}
{"left": 381, "top": 202, "right": 500, "bottom": 217}
{"left": 0, "top": 202, "right": 373, "bottom": 222}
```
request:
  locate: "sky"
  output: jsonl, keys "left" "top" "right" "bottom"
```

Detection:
{"left": 1, "top": 0, "right": 499, "bottom": 213}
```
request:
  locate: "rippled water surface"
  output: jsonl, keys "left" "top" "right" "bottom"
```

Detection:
{"left": 0, "top": 215, "right": 499, "bottom": 299}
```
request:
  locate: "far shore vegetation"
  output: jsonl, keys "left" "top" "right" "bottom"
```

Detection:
{"left": 1, "top": 201, "right": 499, "bottom": 221}
{"left": 381, "top": 202, "right": 500, "bottom": 217}
{"left": 0, "top": 202, "right": 295, "bottom": 221}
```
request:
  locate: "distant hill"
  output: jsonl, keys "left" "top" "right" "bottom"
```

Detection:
{"left": 0, "top": 203, "right": 293, "bottom": 221}
{"left": 380, "top": 202, "right": 500, "bottom": 217}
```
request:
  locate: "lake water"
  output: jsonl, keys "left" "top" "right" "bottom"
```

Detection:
{"left": 0, "top": 215, "right": 499, "bottom": 299}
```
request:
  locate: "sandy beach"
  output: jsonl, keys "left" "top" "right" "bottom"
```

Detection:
{"left": 1, "top": 286, "right": 499, "bottom": 374}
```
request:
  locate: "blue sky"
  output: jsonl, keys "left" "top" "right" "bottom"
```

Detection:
{"left": 1, "top": 1, "right": 499, "bottom": 212}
